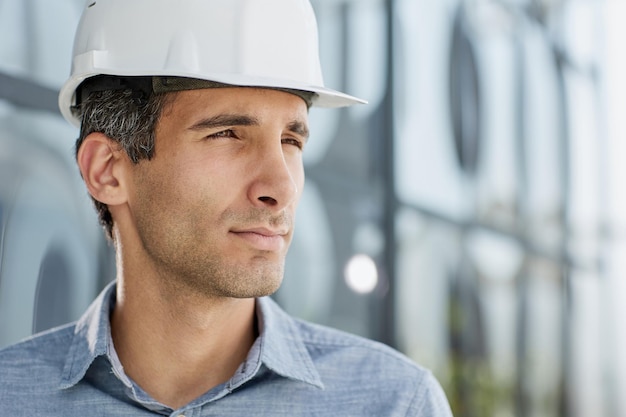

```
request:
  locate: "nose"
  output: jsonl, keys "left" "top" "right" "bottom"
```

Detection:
{"left": 247, "top": 143, "right": 301, "bottom": 211}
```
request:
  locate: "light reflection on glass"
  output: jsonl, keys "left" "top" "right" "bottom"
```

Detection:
{"left": 344, "top": 254, "right": 378, "bottom": 294}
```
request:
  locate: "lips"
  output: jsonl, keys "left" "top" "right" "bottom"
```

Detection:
{"left": 230, "top": 227, "right": 288, "bottom": 251}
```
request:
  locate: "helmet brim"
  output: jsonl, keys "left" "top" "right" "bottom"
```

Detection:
{"left": 59, "top": 71, "right": 367, "bottom": 128}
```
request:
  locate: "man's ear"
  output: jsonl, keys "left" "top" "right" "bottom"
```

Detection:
{"left": 76, "top": 133, "right": 129, "bottom": 206}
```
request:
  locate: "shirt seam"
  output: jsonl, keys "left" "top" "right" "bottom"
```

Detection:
{"left": 301, "top": 339, "right": 420, "bottom": 369}
{"left": 405, "top": 370, "right": 436, "bottom": 417}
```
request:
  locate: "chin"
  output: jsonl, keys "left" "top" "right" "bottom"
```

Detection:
{"left": 230, "top": 277, "right": 284, "bottom": 299}
{"left": 201, "top": 267, "right": 285, "bottom": 300}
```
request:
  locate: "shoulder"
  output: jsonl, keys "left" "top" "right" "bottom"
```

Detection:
{"left": 291, "top": 318, "right": 452, "bottom": 415}
{"left": 293, "top": 317, "right": 432, "bottom": 385}
{"left": 262, "top": 295, "right": 434, "bottom": 386}
{"left": 0, "top": 323, "right": 75, "bottom": 389}
{"left": 294, "top": 317, "right": 417, "bottom": 368}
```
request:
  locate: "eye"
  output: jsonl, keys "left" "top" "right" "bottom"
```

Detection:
{"left": 206, "top": 129, "right": 237, "bottom": 140}
{"left": 282, "top": 137, "right": 304, "bottom": 150}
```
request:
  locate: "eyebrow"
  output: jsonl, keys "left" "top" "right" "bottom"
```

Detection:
{"left": 188, "top": 114, "right": 259, "bottom": 131}
{"left": 287, "top": 120, "right": 310, "bottom": 141}
{"left": 188, "top": 113, "right": 310, "bottom": 141}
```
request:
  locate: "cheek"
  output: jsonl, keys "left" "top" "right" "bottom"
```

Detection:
{"left": 161, "top": 160, "right": 244, "bottom": 228}
{"left": 135, "top": 176, "right": 221, "bottom": 245}
{"left": 132, "top": 161, "right": 208, "bottom": 221}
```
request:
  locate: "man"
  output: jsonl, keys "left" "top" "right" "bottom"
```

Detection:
{"left": 0, "top": 0, "right": 453, "bottom": 415}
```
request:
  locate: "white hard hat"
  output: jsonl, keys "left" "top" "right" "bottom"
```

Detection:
{"left": 59, "top": 0, "right": 366, "bottom": 127}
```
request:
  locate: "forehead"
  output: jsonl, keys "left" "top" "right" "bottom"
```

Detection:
{"left": 160, "top": 87, "right": 310, "bottom": 127}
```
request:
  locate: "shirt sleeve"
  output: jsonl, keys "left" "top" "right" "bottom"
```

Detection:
{"left": 407, "top": 371, "right": 454, "bottom": 417}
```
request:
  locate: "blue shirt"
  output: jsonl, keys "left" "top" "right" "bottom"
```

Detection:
{"left": 0, "top": 282, "right": 453, "bottom": 416}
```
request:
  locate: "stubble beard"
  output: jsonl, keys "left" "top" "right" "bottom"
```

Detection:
{"left": 131, "top": 166, "right": 295, "bottom": 301}
{"left": 161, "top": 250, "right": 286, "bottom": 300}
{"left": 136, "top": 209, "right": 292, "bottom": 301}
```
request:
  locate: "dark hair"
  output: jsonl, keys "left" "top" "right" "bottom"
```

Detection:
{"left": 73, "top": 84, "right": 172, "bottom": 241}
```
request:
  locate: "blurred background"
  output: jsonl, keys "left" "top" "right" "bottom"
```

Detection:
{"left": 1, "top": 0, "right": 624, "bottom": 416}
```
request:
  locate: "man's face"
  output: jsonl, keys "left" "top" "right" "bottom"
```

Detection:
{"left": 124, "top": 87, "right": 308, "bottom": 299}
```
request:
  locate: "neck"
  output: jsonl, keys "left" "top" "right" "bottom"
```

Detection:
{"left": 110, "top": 268, "right": 257, "bottom": 409}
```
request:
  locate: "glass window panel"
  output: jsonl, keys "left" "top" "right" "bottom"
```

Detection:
{"left": 394, "top": 0, "right": 468, "bottom": 219}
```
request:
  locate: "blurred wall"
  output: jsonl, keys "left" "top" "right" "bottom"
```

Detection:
{"left": 0, "top": 0, "right": 106, "bottom": 348}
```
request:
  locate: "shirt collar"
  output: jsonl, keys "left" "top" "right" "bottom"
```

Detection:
{"left": 59, "top": 281, "right": 115, "bottom": 389}
{"left": 256, "top": 296, "right": 324, "bottom": 389}
{"left": 59, "top": 282, "right": 323, "bottom": 390}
